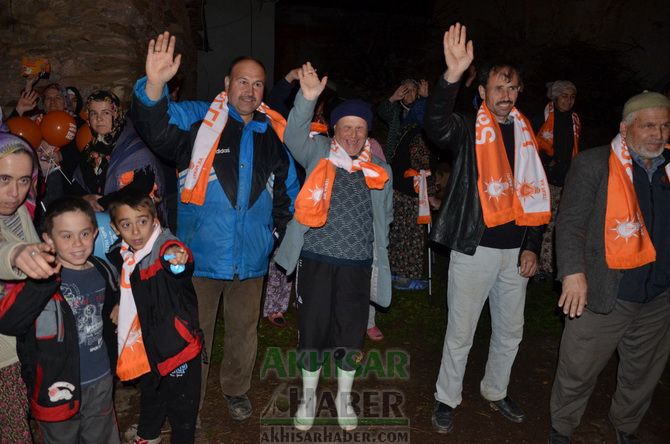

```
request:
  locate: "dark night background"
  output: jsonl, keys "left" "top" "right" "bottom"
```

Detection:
{"left": 274, "top": 0, "right": 670, "bottom": 148}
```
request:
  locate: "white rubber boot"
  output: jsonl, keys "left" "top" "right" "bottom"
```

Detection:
{"left": 335, "top": 367, "right": 357, "bottom": 431}
{"left": 294, "top": 367, "right": 321, "bottom": 431}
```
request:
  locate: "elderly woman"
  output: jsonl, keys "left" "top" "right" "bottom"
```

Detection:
{"left": 534, "top": 80, "right": 581, "bottom": 278}
{"left": 0, "top": 133, "right": 59, "bottom": 443}
{"left": 72, "top": 91, "right": 164, "bottom": 215}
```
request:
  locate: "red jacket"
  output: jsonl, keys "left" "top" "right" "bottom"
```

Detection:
{"left": 0, "top": 256, "right": 118, "bottom": 422}
{"left": 107, "top": 229, "right": 202, "bottom": 376}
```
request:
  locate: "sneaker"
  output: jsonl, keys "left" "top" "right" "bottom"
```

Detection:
{"left": 431, "top": 401, "right": 454, "bottom": 434}
{"left": 126, "top": 425, "right": 163, "bottom": 444}
{"left": 224, "top": 393, "right": 252, "bottom": 421}
{"left": 366, "top": 325, "right": 384, "bottom": 341}
{"left": 393, "top": 278, "right": 428, "bottom": 290}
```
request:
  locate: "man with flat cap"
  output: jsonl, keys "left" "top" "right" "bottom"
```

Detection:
{"left": 275, "top": 62, "right": 393, "bottom": 432}
{"left": 549, "top": 91, "right": 670, "bottom": 444}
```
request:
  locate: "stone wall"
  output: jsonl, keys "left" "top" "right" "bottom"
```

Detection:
{"left": 0, "top": 0, "right": 198, "bottom": 115}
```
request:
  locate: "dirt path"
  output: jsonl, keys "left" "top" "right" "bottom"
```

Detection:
{"left": 114, "top": 279, "right": 670, "bottom": 443}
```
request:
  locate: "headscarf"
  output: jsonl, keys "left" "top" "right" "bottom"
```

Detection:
{"left": 0, "top": 133, "right": 39, "bottom": 216}
{"left": 546, "top": 80, "right": 577, "bottom": 100}
{"left": 80, "top": 90, "right": 126, "bottom": 195}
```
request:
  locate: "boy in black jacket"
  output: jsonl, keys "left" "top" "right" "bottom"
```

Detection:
{"left": 0, "top": 196, "right": 120, "bottom": 443}
{"left": 106, "top": 189, "right": 202, "bottom": 444}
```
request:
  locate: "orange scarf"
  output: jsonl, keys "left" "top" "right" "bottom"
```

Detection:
{"left": 294, "top": 139, "right": 388, "bottom": 227}
{"left": 403, "top": 168, "right": 431, "bottom": 224}
{"left": 180, "top": 93, "right": 286, "bottom": 206}
{"left": 604, "top": 134, "right": 669, "bottom": 269}
{"left": 475, "top": 102, "right": 551, "bottom": 227}
{"left": 537, "top": 102, "right": 580, "bottom": 158}
{"left": 116, "top": 225, "right": 161, "bottom": 381}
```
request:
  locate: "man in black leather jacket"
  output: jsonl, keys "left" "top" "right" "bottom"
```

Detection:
{"left": 423, "top": 23, "right": 547, "bottom": 434}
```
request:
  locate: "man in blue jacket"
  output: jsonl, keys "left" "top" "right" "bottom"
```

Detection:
{"left": 131, "top": 32, "right": 297, "bottom": 421}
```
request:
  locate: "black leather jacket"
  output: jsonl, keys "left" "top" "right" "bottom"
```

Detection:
{"left": 423, "top": 77, "right": 544, "bottom": 257}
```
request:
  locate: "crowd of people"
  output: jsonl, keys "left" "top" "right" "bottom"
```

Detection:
{"left": 0, "top": 22, "right": 669, "bottom": 444}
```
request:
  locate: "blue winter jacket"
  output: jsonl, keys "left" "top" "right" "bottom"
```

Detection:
{"left": 130, "top": 77, "right": 298, "bottom": 280}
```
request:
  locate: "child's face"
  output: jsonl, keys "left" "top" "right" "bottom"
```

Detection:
{"left": 43, "top": 210, "right": 98, "bottom": 270}
{"left": 111, "top": 204, "right": 156, "bottom": 251}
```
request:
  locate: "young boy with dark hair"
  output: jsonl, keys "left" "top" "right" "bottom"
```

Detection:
{"left": 0, "top": 196, "right": 121, "bottom": 443}
{"left": 106, "top": 188, "right": 202, "bottom": 444}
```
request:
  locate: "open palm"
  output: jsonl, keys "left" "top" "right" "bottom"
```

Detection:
{"left": 146, "top": 31, "right": 182, "bottom": 86}
{"left": 443, "top": 23, "right": 474, "bottom": 82}
{"left": 299, "top": 62, "right": 328, "bottom": 101}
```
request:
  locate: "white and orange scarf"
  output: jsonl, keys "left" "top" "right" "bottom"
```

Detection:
{"left": 475, "top": 102, "right": 551, "bottom": 227}
{"left": 605, "top": 134, "right": 670, "bottom": 269}
{"left": 537, "top": 102, "right": 581, "bottom": 158}
{"left": 180, "top": 92, "right": 286, "bottom": 206}
{"left": 116, "top": 224, "right": 161, "bottom": 381}
{"left": 294, "top": 139, "right": 388, "bottom": 227}
{"left": 403, "top": 168, "right": 431, "bottom": 224}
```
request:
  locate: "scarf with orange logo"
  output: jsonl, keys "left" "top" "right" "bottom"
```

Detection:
{"left": 604, "top": 134, "right": 670, "bottom": 269}
{"left": 475, "top": 102, "right": 551, "bottom": 227}
{"left": 403, "top": 168, "right": 431, "bottom": 224}
{"left": 116, "top": 224, "right": 161, "bottom": 381}
{"left": 537, "top": 102, "right": 581, "bottom": 158}
{"left": 294, "top": 139, "right": 388, "bottom": 227}
{"left": 180, "top": 92, "right": 287, "bottom": 206}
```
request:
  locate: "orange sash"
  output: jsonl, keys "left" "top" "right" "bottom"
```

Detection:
{"left": 116, "top": 225, "right": 161, "bottom": 380}
{"left": 475, "top": 102, "right": 550, "bottom": 227}
{"left": 403, "top": 168, "right": 431, "bottom": 224}
{"left": 294, "top": 139, "right": 388, "bottom": 227}
{"left": 537, "top": 102, "right": 580, "bottom": 158}
{"left": 181, "top": 93, "right": 286, "bottom": 206}
{"left": 604, "top": 134, "right": 669, "bottom": 269}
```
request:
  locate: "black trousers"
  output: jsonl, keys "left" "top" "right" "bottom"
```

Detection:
{"left": 137, "top": 356, "right": 201, "bottom": 443}
{"left": 296, "top": 256, "right": 371, "bottom": 371}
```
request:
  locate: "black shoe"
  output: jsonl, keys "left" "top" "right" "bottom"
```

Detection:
{"left": 615, "top": 429, "right": 640, "bottom": 444}
{"left": 431, "top": 401, "right": 454, "bottom": 434}
{"left": 224, "top": 394, "right": 252, "bottom": 421}
{"left": 487, "top": 396, "right": 525, "bottom": 423}
{"left": 548, "top": 427, "right": 570, "bottom": 444}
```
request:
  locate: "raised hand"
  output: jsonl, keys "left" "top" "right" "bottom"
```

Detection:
{"left": 390, "top": 84, "right": 408, "bottom": 103}
{"left": 443, "top": 23, "right": 474, "bottom": 83}
{"left": 145, "top": 31, "right": 182, "bottom": 100}
{"left": 284, "top": 67, "right": 301, "bottom": 83}
{"left": 299, "top": 62, "right": 328, "bottom": 101}
{"left": 16, "top": 90, "right": 39, "bottom": 116}
{"left": 418, "top": 79, "right": 430, "bottom": 98}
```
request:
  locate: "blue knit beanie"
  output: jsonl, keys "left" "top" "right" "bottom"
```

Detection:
{"left": 330, "top": 99, "right": 373, "bottom": 130}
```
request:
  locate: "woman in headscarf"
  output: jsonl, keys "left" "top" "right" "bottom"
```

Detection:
{"left": 534, "top": 80, "right": 580, "bottom": 278}
{"left": 72, "top": 90, "right": 164, "bottom": 216}
{"left": 0, "top": 133, "right": 58, "bottom": 443}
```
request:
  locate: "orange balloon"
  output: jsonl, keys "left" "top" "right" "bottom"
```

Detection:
{"left": 6, "top": 116, "right": 42, "bottom": 149}
{"left": 40, "top": 111, "right": 76, "bottom": 148}
{"left": 75, "top": 124, "right": 93, "bottom": 151}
